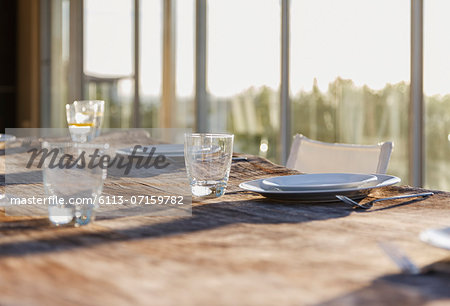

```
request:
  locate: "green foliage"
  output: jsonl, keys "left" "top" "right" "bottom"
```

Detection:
{"left": 226, "top": 77, "right": 450, "bottom": 189}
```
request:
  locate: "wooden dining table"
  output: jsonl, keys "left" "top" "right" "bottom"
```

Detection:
{"left": 0, "top": 133, "right": 449, "bottom": 305}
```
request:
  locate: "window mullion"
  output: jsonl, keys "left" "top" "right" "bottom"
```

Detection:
{"left": 410, "top": 0, "right": 424, "bottom": 186}
{"left": 195, "top": 0, "right": 207, "bottom": 133}
{"left": 133, "top": 0, "right": 140, "bottom": 128}
{"left": 280, "top": 0, "right": 290, "bottom": 165}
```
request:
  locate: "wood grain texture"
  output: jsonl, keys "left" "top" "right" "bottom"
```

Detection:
{"left": 0, "top": 136, "right": 449, "bottom": 305}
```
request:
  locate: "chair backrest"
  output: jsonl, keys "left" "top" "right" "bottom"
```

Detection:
{"left": 286, "top": 134, "right": 393, "bottom": 174}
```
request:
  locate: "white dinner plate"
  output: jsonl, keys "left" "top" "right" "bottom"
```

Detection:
{"left": 116, "top": 144, "right": 184, "bottom": 158}
{"left": 420, "top": 227, "right": 450, "bottom": 250}
{"left": 261, "top": 173, "right": 378, "bottom": 191}
{"left": 239, "top": 174, "right": 401, "bottom": 202}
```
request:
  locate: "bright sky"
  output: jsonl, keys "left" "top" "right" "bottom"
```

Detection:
{"left": 84, "top": 0, "right": 450, "bottom": 97}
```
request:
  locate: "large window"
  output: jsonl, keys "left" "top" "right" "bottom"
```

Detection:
{"left": 84, "top": 0, "right": 134, "bottom": 128}
{"left": 175, "top": 0, "right": 195, "bottom": 129}
{"left": 44, "top": 0, "right": 449, "bottom": 190}
{"left": 290, "top": 0, "right": 410, "bottom": 183}
{"left": 139, "top": 0, "right": 163, "bottom": 127}
{"left": 207, "top": 0, "right": 280, "bottom": 159}
{"left": 139, "top": 0, "right": 196, "bottom": 129}
{"left": 424, "top": 0, "right": 450, "bottom": 190}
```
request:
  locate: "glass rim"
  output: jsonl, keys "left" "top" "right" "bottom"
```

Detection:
{"left": 72, "top": 100, "right": 105, "bottom": 104}
{"left": 185, "top": 133, "right": 234, "bottom": 138}
{"left": 66, "top": 100, "right": 105, "bottom": 108}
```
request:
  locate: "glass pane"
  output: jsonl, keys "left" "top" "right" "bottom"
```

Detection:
{"left": 424, "top": 0, "right": 450, "bottom": 191}
{"left": 140, "top": 0, "right": 162, "bottom": 127}
{"left": 290, "top": 0, "right": 410, "bottom": 181}
{"left": 176, "top": 0, "right": 195, "bottom": 129}
{"left": 50, "top": 0, "right": 71, "bottom": 128}
{"left": 207, "top": 0, "right": 281, "bottom": 161}
{"left": 84, "top": 0, "right": 134, "bottom": 128}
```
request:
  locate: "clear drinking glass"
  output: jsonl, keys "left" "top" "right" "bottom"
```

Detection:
{"left": 184, "top": 133, "right": 234, "bottom": 198}
{"left": 66, "top": 100, "right": 104, "bottom": 142}
{"left": 42, "top": 142, "right": 108, "bottom": 226}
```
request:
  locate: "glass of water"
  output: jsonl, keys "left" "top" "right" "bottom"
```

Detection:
{"left": 42, "top": 142, "right": 108, "bottom": 226}
{"left": 184, "top": 133, "right": 234, "bottom": 198}
{"left": 66, "top": 100, "right": 104, "bottom": 142}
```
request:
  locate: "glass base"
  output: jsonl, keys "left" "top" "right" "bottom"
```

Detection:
{"left": 48, "top": 206, "right": 74, "bottom": 226}
{"left": 48, "top": 205, "right": 95, "bottom": 226}
{"left": 191, "top": 182, "right": 227, "bottom": 198}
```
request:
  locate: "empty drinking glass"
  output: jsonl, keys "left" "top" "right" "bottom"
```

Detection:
{"left": 42, "top": 142, "right": 108, "bottom": 226}
{"left": 184, "top": 133, "right": 234, "bottom": 198}
{"left": 66, "top": 100, "right": 104, "bottom": 142}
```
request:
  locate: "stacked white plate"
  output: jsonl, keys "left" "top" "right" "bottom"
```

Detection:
{"left": 239, "top": 173, "right": 401, "bottom": 202}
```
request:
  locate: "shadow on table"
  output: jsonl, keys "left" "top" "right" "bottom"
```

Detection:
{"left": 0, "top": 199, "right": 351, "bottom": 257}
{"left": 0, "top": 171, "right": 43, "bottom": 186}
{"left": 319, "top": 271, "right": 450, "bottom": 306}
{"left": 0, "top": 217, "right": 50, "bottom": 230}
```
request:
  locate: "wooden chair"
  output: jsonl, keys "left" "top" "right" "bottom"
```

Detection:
{"left": 286, "top": 134, "right": 393, "bottom": 174}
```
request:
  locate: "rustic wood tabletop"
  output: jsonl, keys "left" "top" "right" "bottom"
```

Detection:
{"left": 0, "top": 134, "right": 449, "bottom": 305}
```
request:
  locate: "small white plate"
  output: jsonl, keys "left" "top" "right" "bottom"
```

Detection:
{"left": 239, "top": 174, "right": 401, "bottom": 202}
{"left": 0, "top": 134, "right": 16, "bottom": 150}
{"left": 261, "top": 173, "right": 378, "bottom": 191}
{"left": 420, "top": 227, "right": 450, "bottom": 250}
{"left": 0, "top": 134, "right": 16, "bottom": 142}
{"left": 116, "top": 144, "right": 184, "bottom": 157}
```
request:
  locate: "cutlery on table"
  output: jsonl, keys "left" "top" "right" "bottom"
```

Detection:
{"left": 336, "top": 192, "right": 434, "bottom": 209}
{"left": 378, "top": 241, "right": 421, "bottom": 275}
{"left": 378, "top": 241, "right": 450, "bottom": 275}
